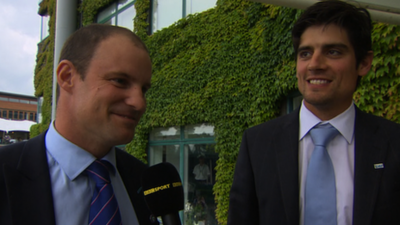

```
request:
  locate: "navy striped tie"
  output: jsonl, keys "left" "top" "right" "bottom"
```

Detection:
{"left": 87, "top": 160, "right": 122, "bottom": 225}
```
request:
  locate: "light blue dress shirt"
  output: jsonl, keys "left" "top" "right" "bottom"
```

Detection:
{"left": 299, "top": 102, "right": 355, "bottom": 225}
{"left": 45, "top": 122, "right": 139, "bottom": 225}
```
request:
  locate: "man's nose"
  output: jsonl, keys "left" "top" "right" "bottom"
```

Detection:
{"left": 125, "top": 86, "right": 146, "bottom": 112}
{"left": 307, "top": 51, "right": 327, "bottom": 71}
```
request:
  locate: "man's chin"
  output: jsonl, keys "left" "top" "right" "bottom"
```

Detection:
{"left": 110, "top": 131, "right": 135, "bottom": 146}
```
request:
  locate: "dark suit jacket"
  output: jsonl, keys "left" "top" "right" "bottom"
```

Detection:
{"left": 0, "top": 132, "right": 157, "bottom": 225}
{"left": 228, "top": 107, "right": 400, "bottom": 225}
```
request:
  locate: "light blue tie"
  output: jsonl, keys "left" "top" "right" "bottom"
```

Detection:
{"left": 305, "top": 123, "right": 339, "bottom": 225}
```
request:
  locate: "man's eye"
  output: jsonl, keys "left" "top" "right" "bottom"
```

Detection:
{"left": 112, "top": 78, "right": 128, "bottom": 86}
{"left": 328, "top": 50, "right": 341, "bottom": 56}
{"left": 299, "top": 51, "right": 311, "bottom": 58}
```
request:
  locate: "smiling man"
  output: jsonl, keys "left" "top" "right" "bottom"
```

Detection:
{"left": 228, "top": 1, "right": 400, "bottom": 225}
{"left": 0, "top": 24, "right": 158, "bottom": 225}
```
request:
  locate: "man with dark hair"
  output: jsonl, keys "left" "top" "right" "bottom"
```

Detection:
{"left": 228, "top": 1, "right": 400, "bottom": 225}
{"left": 0, "top": 24, "right": 157, "bottom": 225}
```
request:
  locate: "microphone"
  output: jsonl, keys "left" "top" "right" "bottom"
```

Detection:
{"left": 142, "top": 162, "right": 184, "bottom": 225}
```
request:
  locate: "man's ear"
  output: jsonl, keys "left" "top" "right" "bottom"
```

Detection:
{"left": 358, "top": 51, "right": 373, "bottom": 77}
{"left": 56, "top": 60, "right": 78, "bottom": 93}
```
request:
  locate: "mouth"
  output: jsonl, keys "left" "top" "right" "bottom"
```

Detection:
{"left": 308, "top": 79, "right": 331, "bottom": 85}
{"left": 113, "top": 113, "right": 138, "bottom": 122}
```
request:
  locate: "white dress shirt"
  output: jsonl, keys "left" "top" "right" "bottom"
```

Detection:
{"left": 45, "top": 121, "right": 139, "bottom": 225}
{"left": 193, "top": 164, "right": 210, "bottom": 180}
{"left": 299, "top": 102, "right": 355, "bottom": 225}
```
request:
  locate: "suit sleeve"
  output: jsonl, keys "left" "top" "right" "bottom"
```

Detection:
{"left": 228, "top": 130, "right": 260, "bottom": 225}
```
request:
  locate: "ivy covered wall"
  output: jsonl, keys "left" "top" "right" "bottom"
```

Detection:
{"left": 33, "top": 0, "right": 400, "bottom": 224}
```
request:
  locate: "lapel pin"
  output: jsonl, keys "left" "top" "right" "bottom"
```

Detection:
{"left": 374, "top": 163, "right": 384, "bottom": 169}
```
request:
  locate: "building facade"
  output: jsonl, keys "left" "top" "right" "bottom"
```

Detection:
{"left": 0, "top": 91, "right": 37, "bottom": 122}
{"left": 0, "top": 91, "right": 37, "bottom": 145}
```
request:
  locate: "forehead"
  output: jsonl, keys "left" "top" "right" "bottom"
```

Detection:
{"left": 86, "top": 34, "right": 151, "bottom": 79}
{"left": 96, "top": 34, "right": 143, "bottom": 53}
{"left": 299, "top": 24, "right": 352, "bottom": 48}
{"left": 89, "top": 34, "right": 150, "bottom": 65}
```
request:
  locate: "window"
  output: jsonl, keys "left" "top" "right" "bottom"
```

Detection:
{"left": 186, "top": 0, "right": 216, "bottom": 15}
{"left": 40, "top": 15, "right": 50, "bottom": 41}
{"left": 9, "top": 98, "right": 19, "bottom": 103}
{"left": 2, "top": 110, "right": 6, "bottom": 118}
{"left": 8, "top": 111, "right": 12, "bottom": 119}
{"left": 37, "top": 97, "right": 43, "bottom": 123}
{"left": 0, "top": 110, "right": 2, "bottom": 118}
{"left": 0, "top": 97, "right": 7, "bottom": 101}
{"left": 283, "top": 91, "right": 303, "bottom": 115}
{"left": 152, "top": 0, "right": 182, "bottom": 32}
{"left": 19, "top": 112, "right": 23, "bottom": 120}
{"left": 152, "top": 0, "right": 217, "bottom": 32}
{"left": 29, "top": 112, "right": 34, "bottom": 121}
{"left": 97, "top": 0, "right": 136, "bottom": 31}
{"left": 149, "top": 123, "right": 217, "bottom": 225}
{"left": 14, "top": 111, "right": 18, "bottom": 119}
{"left": 24, "top": 112, "right": 27, "bottom": 120}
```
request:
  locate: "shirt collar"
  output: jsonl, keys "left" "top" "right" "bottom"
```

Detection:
{"left": 299, "top": 101, "right": 355, "bottom": 144}
{"left": 45, "top": 121, "right": 117, "bottom": 180}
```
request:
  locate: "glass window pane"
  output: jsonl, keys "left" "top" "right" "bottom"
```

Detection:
{"left": 101, "top": 17, "right": 116, "bottom": 26}
{"left": 29, "top": 113, "right": 33, "bottom": 121}
{"left": 184, "top": 123, "right": 214, "bottom": 139}
{"left": 150, "top": 126, "right": 180, "bottom": 140}
{"left": 97, "top": 3, "right": 117, "bottom": 22}
{"left": 20, "top": 100, "right": 29, "bottom": 104}
{"left": 41, "top": 15, "right": 50, "bottom": 41}
{"left": 149, "top": 145, "right": 180, "bottom": 172}
{"left": 2, "top": 111, "right": 5, "bottom": 118}
{"left": 117, "top": 4, "right": 136, "bottom": 30}
{"left": 8, "top": 111, "right": 12, "bottom": 119}
{"left": 14, "top": 111, "right": 18, "bottom": 119}
{"left": 184, "top": 143, "right": 217, "bottom": 225}
{"left": 9, "top": 98, "right": 19, "bottom": 103}
{"left": 19, "top": 112, "right": 23, "bottom": 120}
{"left": 152, "top": 0, "right": 182, "bottom": 31}
{"left": 186, "top": 0, "right": 216, "bottom": 15}
{"left": 0, "top": 97, "right": 7, "bottom": 101}
{"left": 118, "top": 0, "right": 134, "bottom": 9}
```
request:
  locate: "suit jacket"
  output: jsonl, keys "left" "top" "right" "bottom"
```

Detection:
{"left": 0, "top": 132, "right": 157, "bottom": 225}
{"left": 228, "top": 107, "right": 400, "bottom": 225}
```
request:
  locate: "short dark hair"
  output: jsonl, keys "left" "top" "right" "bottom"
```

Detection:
{"left": 292, "top": 0, "right": 372, "bottom": 66}
{"left": 59, "top": 24, "right": 148, "bottom": 79}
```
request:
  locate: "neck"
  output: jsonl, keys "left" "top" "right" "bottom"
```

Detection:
{"left": 303, "top": 101, "right": 352, "bottom": 121}
{"left": 54, "top": 117, "right": 112, "bottom": 159}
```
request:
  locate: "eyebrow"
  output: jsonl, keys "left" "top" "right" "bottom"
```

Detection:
{"left": 297, "top": 43, "right": 350, "bottom": 53}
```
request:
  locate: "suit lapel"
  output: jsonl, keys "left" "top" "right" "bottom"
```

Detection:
{"left": 115, "top": 150, "right": 138, "bottom": 205}
{"left": 353, "top": 109, "right": 388, "bottom": 225}
{"left": 116, "top": 150, "right": 151, "bottom": 225}
{"left": 275, "top": 109, "right": 300, "bottom": 225}
{"left": 3, "top": 133, "right": 55, "bottom": 225}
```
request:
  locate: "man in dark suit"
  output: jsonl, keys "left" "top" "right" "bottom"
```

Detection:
{"left": 228, "top": 1, "right": 400, "bottom": 225}
{"left": 0, "top": 24, "right": 157, "bottom": 225}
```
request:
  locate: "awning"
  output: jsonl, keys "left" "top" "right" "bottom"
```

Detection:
{"left": 0, "top": 118, "right": 37, "bottom": 132}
